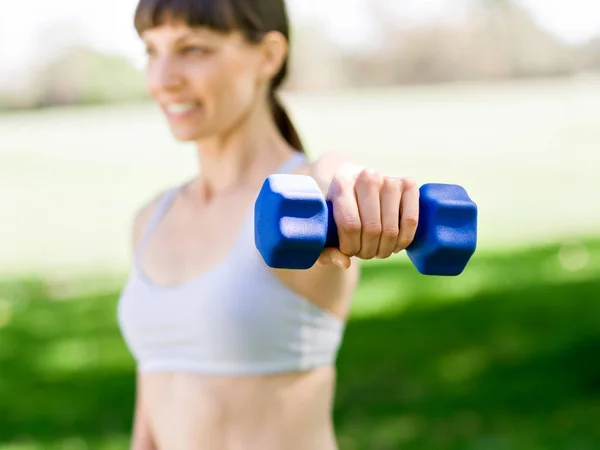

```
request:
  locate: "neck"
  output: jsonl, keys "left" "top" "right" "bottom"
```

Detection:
{"left": 192, "top": 100, "right": 299, "bottom": 200}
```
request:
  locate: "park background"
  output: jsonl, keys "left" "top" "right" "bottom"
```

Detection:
{"left": 1, "top": 0, "right": 599, "bottom": 448}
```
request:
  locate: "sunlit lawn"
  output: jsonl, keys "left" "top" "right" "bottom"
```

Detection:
{"left": 0, "top": 238, "right": 599, "bottom": 449}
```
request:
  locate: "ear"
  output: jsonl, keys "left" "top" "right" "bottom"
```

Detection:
{"left": 257, "top": 31, "right": 288, "bottom": 82}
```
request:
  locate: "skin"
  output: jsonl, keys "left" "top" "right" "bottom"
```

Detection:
{"left": 128, "top": 18, "right": 419, "bottom": 450}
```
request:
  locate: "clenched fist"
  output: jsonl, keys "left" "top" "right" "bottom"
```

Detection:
{"left": 318, "top": 168, "right": 420, "bottom": 269}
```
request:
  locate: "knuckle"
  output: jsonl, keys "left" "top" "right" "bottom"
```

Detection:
{"left": 401, "top": 177, "right": 418, "bottom": 192}
{"left": 339, "top": 217, "right": 362, "bottom": 235}
{"left": 359, "top": 168, "right": 378, "bottom": 179}
{"left": 382, "top": 224, "right": 399, "bottom": 237}
{"left": 402, "top": 213, "right": 419, "bottom": 227}
{"left": 362, "top": 221, "right": 382, "bottom": 237}
{"left": 382, "top": 177, "right": 401, "bottom": 194}
{"left": 331, "top": 174, "right": 354, "bottom": 195}
{"left": 358, "top": 169, "right": 383, "bottom": 189}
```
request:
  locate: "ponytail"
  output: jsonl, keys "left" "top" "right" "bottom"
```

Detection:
{"left": 270, "top": 91, "right": 305, "bottom": 153}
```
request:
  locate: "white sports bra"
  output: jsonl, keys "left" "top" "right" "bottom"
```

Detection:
{"left": 117, "top": 153, "right": 345, "bottom": 375}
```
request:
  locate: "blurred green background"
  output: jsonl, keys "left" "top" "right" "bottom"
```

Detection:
{"left": 1, "top": 0, "right": 599, "bottom": 449}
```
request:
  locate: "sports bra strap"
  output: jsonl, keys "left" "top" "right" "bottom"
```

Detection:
{"left": 135, "top": 186, "right": 180, "bottom": 256}
{"left": 276, "top": 152, "right": 308, "bottom": 174}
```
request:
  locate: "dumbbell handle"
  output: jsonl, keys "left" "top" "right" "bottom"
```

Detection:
{"left": 322, "top": 201, "right": 340, "bottom": 248}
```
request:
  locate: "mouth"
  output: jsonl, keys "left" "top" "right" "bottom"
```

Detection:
{"left": 163, "top": 101, "right": 201, "bottom": 121}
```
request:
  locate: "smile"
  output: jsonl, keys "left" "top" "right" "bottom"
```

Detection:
{"left": 164, "top": 102, "right": 200, "bottom": 120}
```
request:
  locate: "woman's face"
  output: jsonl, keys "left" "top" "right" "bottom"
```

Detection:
{"left": 141, "top": 21, "right": 268, "bottom": 142}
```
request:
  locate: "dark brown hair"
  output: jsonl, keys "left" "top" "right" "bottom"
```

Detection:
{"left": 134, "top": 0, "right": 304, "bottom": 152}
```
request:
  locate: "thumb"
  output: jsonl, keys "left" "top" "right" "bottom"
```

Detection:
{"left": 317, "top": 248, "right": 352, "bottom": 269}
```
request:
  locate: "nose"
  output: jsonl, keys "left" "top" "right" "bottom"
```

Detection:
{"left": 147, "top": 55, "right": 184, "bottom": 93}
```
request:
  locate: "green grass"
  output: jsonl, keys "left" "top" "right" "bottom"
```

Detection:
{"left": 0, "top": 238, "right": 599, "bottom": 449}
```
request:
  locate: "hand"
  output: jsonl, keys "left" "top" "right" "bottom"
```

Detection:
{"left": 318, "top": 168, "right": 420, "bottom": 269}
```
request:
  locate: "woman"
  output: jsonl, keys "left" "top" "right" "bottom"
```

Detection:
{"left": 117, "top": 0, "right": 420, "bottom": 449}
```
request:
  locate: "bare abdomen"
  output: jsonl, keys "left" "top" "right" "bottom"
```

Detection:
{"left": 139, "top": 367, "right": 339, "bottom": 450}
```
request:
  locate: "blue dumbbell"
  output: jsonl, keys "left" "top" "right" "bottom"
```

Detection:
{"left": 254, "top": 174, "right": 478, "bottom": 276}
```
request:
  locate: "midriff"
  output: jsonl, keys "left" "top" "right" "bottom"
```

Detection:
{"left": 139, "top": 366, "right": 339, "bottom": 450}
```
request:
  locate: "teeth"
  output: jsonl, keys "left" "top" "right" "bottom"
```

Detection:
{"left": 166, "top": 102, "right": 198, "bottom": 114}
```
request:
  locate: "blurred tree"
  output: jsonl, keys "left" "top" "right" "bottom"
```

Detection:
{"left": 0, "top": 20, "right": 149, "bottom": 110}
{"left": 334, "top": 0, "right": 584, "bottom": 86}
{"left": 285, "top": 21, "right": 351, "bottom": 91}
{"left": 35, "top": 45, "right": 149, "bottom": 107}
{"left": 1, "top": 45, "right": 149, "bottom": 110}
{"left": 470, "top": 0, "right": 576, "bottom": 78}
{"left": 580, "top": 37, "right": 600, "bottom": 72}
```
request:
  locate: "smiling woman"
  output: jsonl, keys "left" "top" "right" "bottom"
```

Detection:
{"left": 134, "top": 0, "right": 304, "bottom": 152}
{"left": 116, "top": 0, "right": 421, "bottom": 449}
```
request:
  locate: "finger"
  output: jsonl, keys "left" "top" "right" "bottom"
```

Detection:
{"left": 355, "top": 169, "right": 383, "bottom": 260}
{"left": 395, "top": 178, "right": 420, "bottom": 252}
{"left": 318, "top": 248, "right": 352, "bottom": 269}
{"left": 377, "top": 176, "right": 402, "bottom": 258}
{"left": 329, "top": 174, "right": 362, "bottom": 257}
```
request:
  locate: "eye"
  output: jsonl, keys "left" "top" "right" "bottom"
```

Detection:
{"left": 182, "top": 45, "right": 212, "bottom": 55}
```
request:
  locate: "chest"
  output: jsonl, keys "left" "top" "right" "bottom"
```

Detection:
{"left": 141, "top": 191, "right": 257, "bottom": 287}
{"left": 120, "top": 266, "right": 262, "bottom": 342}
